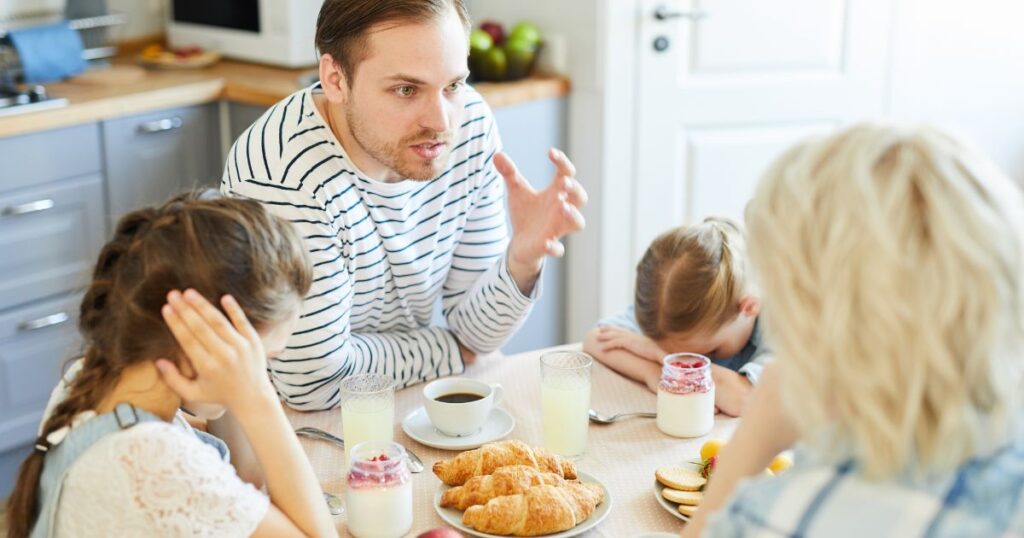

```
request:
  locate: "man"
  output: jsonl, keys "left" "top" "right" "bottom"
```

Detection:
{"left": 222, "top": 0, "right": 586, "bottom": 410}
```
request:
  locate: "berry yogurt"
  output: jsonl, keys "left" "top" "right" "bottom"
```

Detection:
{"left": 345, "top": 441, "right": 413, "bottom": 538}
{"left": 656, "top": 353, "right": 716, "bottom": 438}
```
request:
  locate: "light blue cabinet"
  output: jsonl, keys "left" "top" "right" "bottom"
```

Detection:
{"left": 492, "top": 97, "right": 567, "bottom": 354}
{"left": 102, "top": 103, "right": 222, "bottom": 231}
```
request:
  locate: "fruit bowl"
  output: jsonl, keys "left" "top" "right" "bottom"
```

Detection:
{"left": 469, "top": 21, "right": 543, "bottom": 83}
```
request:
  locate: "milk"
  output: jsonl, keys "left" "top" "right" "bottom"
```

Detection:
{"left": 657, "top": 386, "right": 715, "bottom": 438}
{"left": 346, "top": 484, "right": 413, "bottom": 538}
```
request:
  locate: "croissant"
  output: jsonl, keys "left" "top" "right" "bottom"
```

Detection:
{"left": 440, "top": 465, "right": 567, "bottom": 510}
{"left": 461, "top": 482, "right": 605, "bottom": 536}
{"left": 432, "top": 440, "right": 577, "bottom": 486}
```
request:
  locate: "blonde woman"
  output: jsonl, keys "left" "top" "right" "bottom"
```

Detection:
{"left": 583, "top": 217, "right": 768, "bottom": 416}
{"left": 684, "top": 124, "right": 1024, "bottom": 536}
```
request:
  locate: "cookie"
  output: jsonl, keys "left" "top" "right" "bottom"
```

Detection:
{"left": 655, "top": 466, "right": 706, "bottom": 491}
{"left": 678, "top": 503, "right": 699, "bottom": 517}
{"left": 662, "top": 487, "right": 702, "bottom": 506}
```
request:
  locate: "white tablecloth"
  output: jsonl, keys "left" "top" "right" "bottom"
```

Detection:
{"left": 286, "top": 345, "right": 738, "bottom": 537}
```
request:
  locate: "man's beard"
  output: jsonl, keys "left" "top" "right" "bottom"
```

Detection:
{"left": 346, "top": 108, "right": 453, "bottom": 181}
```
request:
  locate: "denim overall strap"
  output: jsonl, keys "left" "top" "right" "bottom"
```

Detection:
{"left": 30, "top": 403, "right": 162, "bottom": 538}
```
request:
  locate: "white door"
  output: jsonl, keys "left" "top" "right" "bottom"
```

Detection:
{"left": 632, "top": 0, "right": 893, "bottom": 261}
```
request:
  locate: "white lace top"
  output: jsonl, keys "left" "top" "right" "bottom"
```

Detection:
{"left": 52, "top": 420, "right": 268, "bottom": 537}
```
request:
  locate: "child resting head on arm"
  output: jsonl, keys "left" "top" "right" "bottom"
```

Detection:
{"left": 582, "top": 217, "right": 767, "bottom": 416}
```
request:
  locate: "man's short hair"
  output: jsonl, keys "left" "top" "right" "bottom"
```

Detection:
{"left": 315, "top": 0, "right": 471, "bottom": 85}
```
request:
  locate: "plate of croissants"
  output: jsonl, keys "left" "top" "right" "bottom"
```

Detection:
{"left": 432, "top": 439, "right": 612, "bottom": 537}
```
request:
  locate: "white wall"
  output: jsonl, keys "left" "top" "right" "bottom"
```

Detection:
{"left": 106, "top": 0, "right": 166, "bottom": 39}
{"left": 888, "top": 0, "right": 1024, "bottom": 182}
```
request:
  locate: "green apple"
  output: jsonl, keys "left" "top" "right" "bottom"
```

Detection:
{"left": 508, "top": 21, "right": 542, "bottom": 46}
{"left": 470, "top": 28, "right": 493, "bottom": 53}
{"left": 504, "top": 37, "right": 538, "bottom": 80}
{"left": 476, "top": 46, "right": 508, "bottom": 81}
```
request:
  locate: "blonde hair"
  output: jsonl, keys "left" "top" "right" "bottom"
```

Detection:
{"left": 635, "top": 216, "right": 750, "bottom": 339}
{"left": 746, "top": 124, "right": 1024, "bottom": 478}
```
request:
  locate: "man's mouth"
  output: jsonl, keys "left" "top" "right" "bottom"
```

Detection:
{"left": 410, "top": 141, "right": 447, "bottom": 160}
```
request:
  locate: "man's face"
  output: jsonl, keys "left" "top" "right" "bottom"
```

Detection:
{"left": 339, "top": 10, "right": 469, "bottom": 181}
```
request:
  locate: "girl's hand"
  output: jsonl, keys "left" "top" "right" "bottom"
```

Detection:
{"left": 595, "top": 326, "right": 666, "bottom": 362}
{"left": 156, "top": 289, "right": 276, "bottom": 410}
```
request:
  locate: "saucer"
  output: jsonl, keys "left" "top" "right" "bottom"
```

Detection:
{"left": 401, "top": 406, "right": 515, "bottom": 451}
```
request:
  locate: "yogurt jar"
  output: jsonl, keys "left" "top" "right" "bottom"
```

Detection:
{"left": 345, "top": 441, "right": 413, "bottom": 538}
{"left": 656, "top": 353, "right": 715, "bottom": 438}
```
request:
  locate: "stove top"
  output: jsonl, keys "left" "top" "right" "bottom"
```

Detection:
{"left": 0, "top": 85, "right": 68, "bottom": 117}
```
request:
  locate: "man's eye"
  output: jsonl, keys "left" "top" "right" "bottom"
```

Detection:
{"left": 395, "top": 86, "right": 416, "bottom": 97}
{"left": 446, "top": 81, "right": 465, "bottom": 93}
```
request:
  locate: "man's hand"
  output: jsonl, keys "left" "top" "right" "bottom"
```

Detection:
{"left": 595, "top": 326, "right": 666, "bottom": 362}
{"left": 495, "top": 149, "right": 587, "bottom": 295}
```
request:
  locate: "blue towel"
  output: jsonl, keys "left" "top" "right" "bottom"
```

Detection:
{"left": 8, "top": 22, "right": 87, "bottom": 83}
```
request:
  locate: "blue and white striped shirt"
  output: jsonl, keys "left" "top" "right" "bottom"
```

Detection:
{"left": 706, "top": 439, "right": 1024, "bottom": 537}
{"left": 222, "top": 84, "right": 536, "bottom": 410}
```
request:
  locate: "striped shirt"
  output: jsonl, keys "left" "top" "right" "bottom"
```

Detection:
{"left": 222, "top": 84, "right": 536, "bottom": 410}
{"left": 706, "top": 439, "right": 1024, "bottom": 537}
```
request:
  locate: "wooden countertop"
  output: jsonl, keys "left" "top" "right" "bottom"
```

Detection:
{"left": 0, "top": 60, "right": 570, "bottom": 138}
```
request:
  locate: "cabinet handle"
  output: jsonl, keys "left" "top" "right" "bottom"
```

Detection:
{"left": 17, "top": 312, "right": 70, "bottom": 332}
{"left": 2, "top": 198, "right": 55, "bottom": 216}
{"left": 654, "top": 5, "right": 708, "bottom": 21}
{"left": 137, "top": 116, "right": 183, "bottom": 134}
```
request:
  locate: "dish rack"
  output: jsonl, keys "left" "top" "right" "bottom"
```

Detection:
{"left": 0, "top": 11, "right": 126, "bottom": 83}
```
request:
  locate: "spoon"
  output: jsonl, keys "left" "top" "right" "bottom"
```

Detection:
{"left": 294, "top": 426, "right": 425, "bottom": 473}
{"left": 588, "top": 408, "right": 657, "bottom": 424}
{"left": 323, "top": 492, "right": 344, "bottom": 516}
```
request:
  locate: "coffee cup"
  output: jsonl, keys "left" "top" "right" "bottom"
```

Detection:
{"left": 422, "top": 378, "right": 504, "bottom": 437}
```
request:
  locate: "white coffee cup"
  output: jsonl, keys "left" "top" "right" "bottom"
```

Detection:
{"left": 422, "top": 378, "right": 504, "bottom": 437}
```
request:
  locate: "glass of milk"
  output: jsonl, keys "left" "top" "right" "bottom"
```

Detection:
{"left": 341, "top": 373, "right": 396, "bottom": 465}
{"left": 540, "top": 351, "right": 593, "bottom": 459}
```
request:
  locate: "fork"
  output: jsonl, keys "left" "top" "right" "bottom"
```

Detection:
{"left": 588, "top": 409, "right": 657, "bottom": 424}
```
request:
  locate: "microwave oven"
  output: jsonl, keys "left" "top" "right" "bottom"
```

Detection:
{"left": 167, "top": 0, "right": 323, "bottom": 67}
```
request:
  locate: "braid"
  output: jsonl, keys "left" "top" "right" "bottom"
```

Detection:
{"left": 5, "top": 189, "right": 312, "bottom": 537}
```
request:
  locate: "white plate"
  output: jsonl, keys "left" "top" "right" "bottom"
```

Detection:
{"left": 654, "top": 479, "right": 691, "bottom": 521}
{"left": 401, "top": 406, "right": 515, "bottom": 451}
{"left": 433, "top": 471, "right": 613, "bottom": 538}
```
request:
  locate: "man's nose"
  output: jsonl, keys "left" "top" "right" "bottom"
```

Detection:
{"left": 420, "top": 92, "right": 451, "bottom": 134}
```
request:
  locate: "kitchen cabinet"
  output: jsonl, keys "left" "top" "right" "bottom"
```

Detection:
{"left": 0, "top": 123, "right": 105, "bottom": 498}
{"left": 102, "top": 103, "right": 222, "bottom": 231}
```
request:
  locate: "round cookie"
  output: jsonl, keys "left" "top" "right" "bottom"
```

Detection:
{"left": 678, "top": 503, "right": 699, "bottom": 517}
{"left": 655, "top": 466, "right": 706, "bottom": 491}
{"left": 662, "top": 487, "right": 702, "bottom": 506}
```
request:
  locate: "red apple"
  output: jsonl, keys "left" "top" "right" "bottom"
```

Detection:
{"left": 479, "top": 20, "right": 505, "bottom": 46}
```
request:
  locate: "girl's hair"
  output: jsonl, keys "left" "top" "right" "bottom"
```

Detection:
{"left": 5, "top": 191, "right": 312, "bottom": 538}
{"left": 634, "top": 216, "right": 750, "bottom": 340}
{"left": 746, "top": 124, "right": 1024, "bottom": 478}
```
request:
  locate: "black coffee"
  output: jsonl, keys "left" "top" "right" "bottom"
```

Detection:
{"left": 436, "top": 392, "right": 484, "bottom": 404}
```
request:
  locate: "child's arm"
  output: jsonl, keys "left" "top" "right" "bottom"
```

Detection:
{"left": 679, "top": 362, "right": 798, "bottom": 538}
{"left": 710, "top": 364, "right": 753, "bottom": 417}
{"left": 208, "top": 411, "right": 265, "bottom": 488}
{"left": 159, "top": 290, "right": 337, "bottom": 538}
{"left": 583, "top": 327, "right": 662, "bottom": 392}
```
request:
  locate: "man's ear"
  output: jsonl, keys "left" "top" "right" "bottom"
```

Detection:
{"left": 319, "top": 53, "right": 349, "bottom": 104}
{"left": 738, "top": 295, "right": 761, "bottom": 318}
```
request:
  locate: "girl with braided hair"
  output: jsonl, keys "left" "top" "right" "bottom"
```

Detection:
{"left": 582, "top": 217, "right": 770, "bottom": 416}
{"left": 5, "top": 191, "right": 337, "bottom": 537}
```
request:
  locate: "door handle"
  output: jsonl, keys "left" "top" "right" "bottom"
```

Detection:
{"left": 137, "top": 116, "right": 183, "bottom": 134}
{"left": 17, "top": 312, "right": 70, "bottom": 332}
{"left": 654, "top": 4, "right": 708, "bottom": 21}
{"left": 2, "top": 198, "right": 55, "bottom": 216}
